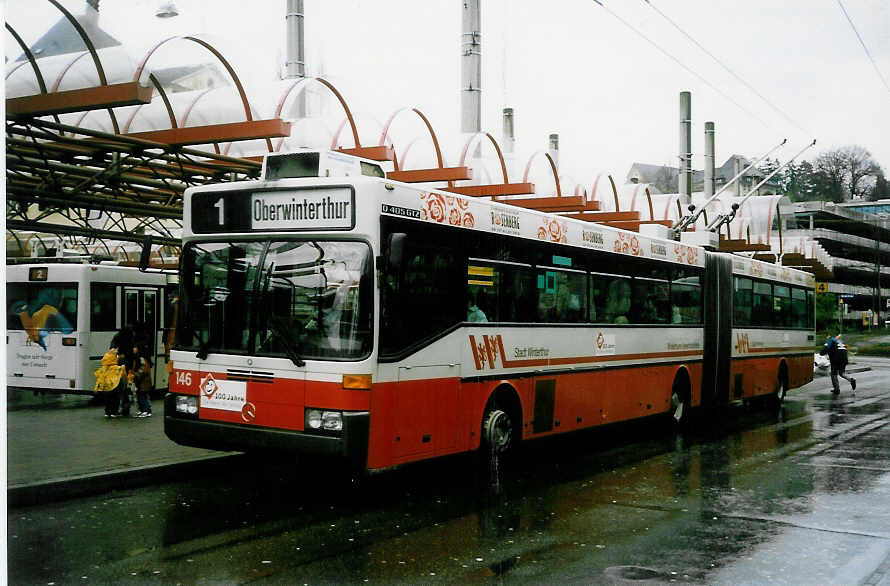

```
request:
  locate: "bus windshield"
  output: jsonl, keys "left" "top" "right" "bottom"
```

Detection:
{"left": 177, "top": 239, "right": 373, "bottom": 361}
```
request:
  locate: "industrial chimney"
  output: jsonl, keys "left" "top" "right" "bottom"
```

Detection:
{"left": 678, "top": 91, "right": 692, "bottom": 206}
{"left": 704, "top": 121, "right": 715, "bottom": 199}
{"left": 502, "top": 107, "right": 515, "bottom": 155}
{"left": 461, "top": 0, "right": 482, "bottom": 136}
{"left": 285, "top": 0, "right": 306, "bottom": 117}
{"left": 548, "top": 133, "right": 559, "bottom": 169}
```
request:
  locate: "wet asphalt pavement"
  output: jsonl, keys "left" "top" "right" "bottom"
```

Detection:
{"left": 7, "top": 359, "right": 890, "bottom": 585}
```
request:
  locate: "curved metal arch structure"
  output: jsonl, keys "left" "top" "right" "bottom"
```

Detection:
{"left": 5, "top": 23, "right": 49, "bottom": 94}
{"left": 49, "top": 51, "right": 90, "bottom": 92}
{"left": 5, "top": 22, "right": 64, "bottom": 127}
{"left": 132, "top": 35, "right": 274, "bottom": 152}
{"left": 458, "top": 132, "right": 509, "bottom": 185}
{"left": 120, "top": 73, "right": 196, "bottom": 135}
{"left": 44, "top": 0, "right": 121, "bottom": 133}
{"left": 380, "top": 107, "right": 448, "bottom": 172}
{"left": 522, "top": 150, "right": 562, "bottom": 197}
{"left": 270, "top": 76, "right": 362, "bottom": 153}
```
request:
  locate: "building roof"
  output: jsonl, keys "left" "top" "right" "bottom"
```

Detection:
{"left": 627, "top": 155, "right": 779, "bottom": 188}
{"left": 17, "top": 3, "right": 121, "bottom": 62}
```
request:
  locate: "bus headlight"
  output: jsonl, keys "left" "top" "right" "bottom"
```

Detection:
{"left": 175, "top": 395, "right": 198, "bottom": 415}
{"left": 322, "top": 411, "right": 343, "bottom": 431}
{"left": 306, "top": 409, "right": 323, "bottom": 429}
{"left": 305, "top": 408, "right": 343, "bottom": 432}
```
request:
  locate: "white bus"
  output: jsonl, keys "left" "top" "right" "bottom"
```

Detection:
{"left": 7, "top": 260, "right": 176, "bottom": 395}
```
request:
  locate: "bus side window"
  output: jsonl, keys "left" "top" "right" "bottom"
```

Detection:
{"left": 806, "top": 289, "right": 815, "bottom": 329}
{"left": 670, "top": 268, "right": 702, "bottom": 324}
{"left": 773, "top": 285, "right": 791, "bottom": 327}
{"left": 381, "top": 240, "right": 463, "bottom": 355}
{"left": 605, "top": 278, "right": 631, "bottom": 324}
{"left": 733, "top": 277, "right": 753, "bottom": 326}
{"left": 91, "top": 284, "right": 117, "bottom": 331}
{"left": 791, "top": 287, "right": 808, "bottom": 329}
{"left": 752, "top": 281, "right": 773, "bottom": 326}
{"left": 536, "top": 269, "right": 585, "bottom": 323}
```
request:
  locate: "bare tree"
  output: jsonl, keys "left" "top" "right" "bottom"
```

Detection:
{"left": 813, "top": 145, "right": 880, "bottom": 202}
{"left": 842, "top": 145, "right": 879, "bottom": 199}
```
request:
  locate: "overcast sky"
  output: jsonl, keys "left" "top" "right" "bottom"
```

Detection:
{"left": 5, "top": 0, "right": 890, "bottom": 187}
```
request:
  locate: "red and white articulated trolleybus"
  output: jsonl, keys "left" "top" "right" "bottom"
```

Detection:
{"left": 164, "top": 150, "right": 815, "bottom": 471}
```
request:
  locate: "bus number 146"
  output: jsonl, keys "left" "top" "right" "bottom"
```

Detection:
{"left": 175, "top": 371, "right": 193, "bottom": 387}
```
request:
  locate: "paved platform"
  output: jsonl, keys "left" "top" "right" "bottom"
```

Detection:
{"left": 6, "top": 393, "right": 237, "bottom": 507}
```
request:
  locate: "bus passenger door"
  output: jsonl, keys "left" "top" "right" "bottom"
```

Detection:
{"left": 393, "top": 364, "right": 460, "bottom": 461}
{"left": 123, "top": 287, "right": 161, "bottom": 388}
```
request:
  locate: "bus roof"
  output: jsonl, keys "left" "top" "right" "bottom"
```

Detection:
{"left": 180, "top": 150, "right": 815, "bottom": 284}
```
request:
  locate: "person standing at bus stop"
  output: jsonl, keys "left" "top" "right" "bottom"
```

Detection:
{"left": 94, "top": 344, "right": 125, "bottom": 417}
{"left": 821, "top": 333, "right": 856, "bottom": 395}
{"left": 113, "top": 326, "right": 138, "bottom": 416}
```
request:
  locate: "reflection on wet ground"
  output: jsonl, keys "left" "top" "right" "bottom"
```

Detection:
{"left": 8, "top": 370, "right": 890, "bottom": 584}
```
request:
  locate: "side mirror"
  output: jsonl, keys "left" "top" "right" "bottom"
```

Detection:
{"left": 138, "top": 234, "right": 153, "bottom": 272}
{"left": 386, "top": 232, "right": 406, "bottom": 272}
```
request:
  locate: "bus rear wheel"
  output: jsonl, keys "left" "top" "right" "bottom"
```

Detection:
{"left": 771, "top": 366, "right": 788, "bottom": 408}
{"left": 670, "top": 374, "right": 691, "bottom": 428}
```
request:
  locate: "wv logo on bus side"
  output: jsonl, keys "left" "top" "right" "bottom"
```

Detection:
{"left": 469, "top": 335, "right": 505, "bottom": 370}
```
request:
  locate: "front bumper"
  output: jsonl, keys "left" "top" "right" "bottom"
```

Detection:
{"left": 164, "top": 394, "right": 369, "bottom": 465}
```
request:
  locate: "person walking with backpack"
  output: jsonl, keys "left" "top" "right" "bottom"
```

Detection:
{"left": 821, "top": 333, "right": 856, "bottom": 395}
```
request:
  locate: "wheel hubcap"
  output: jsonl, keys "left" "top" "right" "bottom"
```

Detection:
{"left": 671, "top": 392, "right": 684, "bottom": 422}
{"left": 486, "top": 410, "right": 512, "bottom": 453}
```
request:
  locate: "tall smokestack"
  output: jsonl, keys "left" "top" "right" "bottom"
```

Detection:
{"left": 461, "top": 0, "right": 482, "bottom": 135}
{"left": 733, "top": 157, "right": 742, "bottom": 197}
{"left": 704, "top": 121, "right": 715, "bottom": 199}
{"left": 548, "top": 133, "right": 559, "bottom": 169}
{"left": 285, "top": 0, "right": 306, "bottom": 117}
{"left": 678, "top": 91, "right": 692, "bottom": 205}
{"left": 502, "top": 108, "right": 515, "bottom": 155}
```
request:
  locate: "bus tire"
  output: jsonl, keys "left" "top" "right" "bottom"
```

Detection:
{"left": 483, "top": 408, "right": 514, "bottom": 455}
{"left": 771, "top": 363, "right": 789, "bottom": 408}
{"left": 481, "top": 388, "right": 521, "bottom": 457}
{"left": 670, "top": 371, "right": 691, "bottom": 428}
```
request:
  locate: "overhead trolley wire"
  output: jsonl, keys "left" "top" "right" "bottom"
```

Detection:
{"left": 836, "top": 0, "right": 890, "bottom": 96}
{"left": 642, "top": 0, "right": 814, "bottom": 137}
{"left": 590, "top": 0, "right": 773, "bottom": 130}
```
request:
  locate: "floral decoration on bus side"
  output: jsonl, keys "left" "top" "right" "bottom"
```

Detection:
{"left": 614, "top": 232, "right": 643, "bottom": 256}
{"left": 538, "top": 218, "right": 568, "bottom": 243}
{"left": 420, "top": 192, "right": 474, "bottom": 227}
{"left": 673, "top": 243, "right": 699, "bottom": 265}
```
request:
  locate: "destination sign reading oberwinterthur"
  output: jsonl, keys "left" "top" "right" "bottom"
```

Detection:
{"left": 251, "top": 188, "right": 354, "bottom": 230}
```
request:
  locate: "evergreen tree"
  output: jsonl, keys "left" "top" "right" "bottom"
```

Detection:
{"left": 785, "top": 160, "right": 817, "bottom": 201}
{"left": 870, "top": 170, "right": 890, "bottom": 201}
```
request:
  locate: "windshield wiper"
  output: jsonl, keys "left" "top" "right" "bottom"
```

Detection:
{"left": 267, "top": 316, "right": 305, "bottom": 367}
